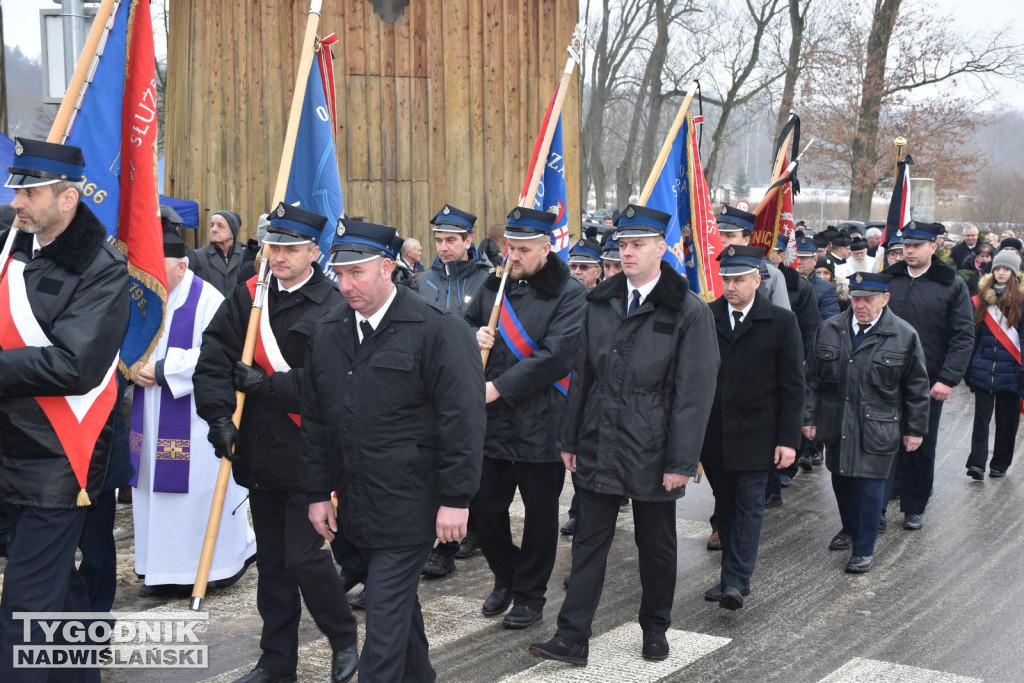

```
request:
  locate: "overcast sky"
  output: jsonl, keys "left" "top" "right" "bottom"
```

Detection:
{"left": 3, "top": 0, "right": 1023, "bottom": 109}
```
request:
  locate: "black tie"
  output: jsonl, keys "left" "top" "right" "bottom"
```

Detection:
{"left": 359, "top": 320, "right": 374, "bottom": 344}
{"left": 732, "top": 310, "right": 743, "bottom": 329}
{"left": 627, "top": 289, "right": 641, "bottom": 316}
{"left": 856, "top": 323, "right": 869, "bottom": 338}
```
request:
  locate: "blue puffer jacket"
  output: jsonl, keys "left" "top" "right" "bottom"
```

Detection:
{"left": 968, "top": 275, "right": 1024, "bottom": 395}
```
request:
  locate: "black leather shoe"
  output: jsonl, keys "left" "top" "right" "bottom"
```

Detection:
{"left": 779, "top": 474, "right": 793, "bottom": 488}
{"left": 719, "top": 585, "right": 744, "bottom": 610}
{"left": 421, "top": 551, "right": 455, "bottom": 578}
{"left": 967, "top": 466, "right": 985, "bottom": 481}
{"left": 811, "top": 450, "right": 824, "bottom": 466}
{"left": 232, "top": 667, "right": 297, "bottom": 683}
{"left": 706, "top": 530, "right": 721, "bottom": 551}
{"left": 903, "top": 513, "right": 923, "bottom": 530}
{"left": 331, "top": 644, "right": 358, "bottom": 683}
{"left": 845, "top": 554, "right": 873, "bottom": 573}
{"left": 798, "top": 454, "right": 813, "bottom": 471}
{"left": 878, "top": 514, "right": 888, "bottom": 534}
{"left": 704, "top": 584, "right": 750, "bottom": 601}
{"left": 482, "top": 587, "right": 512, "bottom": 617}
{"left": 455, "top": 532, "right": 480, "bottom": 558}
{"left": 349, "top": 589, "right": 366, "bottom": 610}
{"left": 560, "top": 517, "right": 578, "bottom": 536}
{"left": 642, "top": 630, "right": 669, "bottom": 661}
{"left": 829, "top": 532, "right": 852, "bottom": 551}
{"left": 765, "top": 493, "right": 783, "bottom": 508}
{"left": 529, "top": 635, "right": 588, "bottom": 666}
{"left": 503, "top": 604, "right": 542, "bottom": 629}
{"left": 989, "top": 469, "right": 1006, "bottom": 478}
{"left": 340, "top": 573, "right": 363, "bottom": 593}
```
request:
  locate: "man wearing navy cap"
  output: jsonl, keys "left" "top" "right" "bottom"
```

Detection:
{"left": 699, "top": 245, "right": 804, "bottom": 609}
{"left": 416, "top": 204, "right": 491, "bottom": 577}
{"left": 568, "top": 237, "right": 603, "bottom": 290}
{"left": 883, "top": 232, "right": 905, "bottom": 268}
{"left": 304, "top": 218, "right": 485, "bottom": 681}
{"left": 795, "top": 235, "right": 840, "bottom": 321}
{"left": 532, "top": 204, "right": 718, "bottom": 664}
{"left": 196, "top": 203, "right": 359, "bottom": 683}
{"left": 601, "top": 239, "right": 622, "bottom": 277}
{"left": 0, "top": 137, "right": 130, "bottom": 678}
{"left": 717, "top": 204, "right": 791, "bottom": 311}
{"left": 882, "top": 221, "right": 973, "bottom": 531}
{"left": 804, "top": 272, "right": 930, "bottom": 572}
{"left": 467, "top": 206, "right": 585, "bottom": 630}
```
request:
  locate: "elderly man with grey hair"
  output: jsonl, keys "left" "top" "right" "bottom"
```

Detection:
{"left": 865, "top": 227, "right": 883, "bottom": 257}
{"left": 951, "top": 225, "right": 981, "bottom": 268}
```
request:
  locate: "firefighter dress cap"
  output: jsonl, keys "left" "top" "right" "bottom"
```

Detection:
{"left": 848, "top": 272, "right": 893, "bottom": 296}
{"left": 901, "top": 221, "right": 945, "bottom": 244}
{"left": 569, "top": 238, "right": 603, "bottom": 264}
{"left": 717, "top": 205, "right": 756, "bottom": 234}
{"left": 795, "top": 237, "right": 818, "bottom": 257}
{"left": 717, "top": 244, "right": 764, "bottom": 276}
{"left": 601, "top": 239, "right": 621, "bottom": 262}
{"left": 329, "top": 219, "right": 398, "bottom": 265}
{"left": 263, "top": 202, "right": 327, "bottom": 245}
{"left": 430, "top": 204, "right": 477, "bottom": 234}
{"left": 611, "top": 204, "right": 670, "bottom": 239}
{"left": 5, "top": 137, "right": 85, "bottom": 188}
{"left": 505, "top": 206, "right": 557, "bottom": 239}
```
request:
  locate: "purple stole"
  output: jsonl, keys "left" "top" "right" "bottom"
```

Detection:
{"left": 129, "top": 278, "right": 204, "bottom": 493}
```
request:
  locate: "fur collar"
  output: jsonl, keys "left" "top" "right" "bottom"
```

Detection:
{"left": 484, "top": 251, "right": 569, "bottom": 298}
{"left": 13, "top": 203, "right": 109, "bottom": 274}
{"left": 588, "top": 261, "right": 691, "bottom": 311}
{"left": 978, "top": 272, "right": 1024, "bottom": 305}
{"left": 883, "top": 255, "right": 956, "bottom": 286}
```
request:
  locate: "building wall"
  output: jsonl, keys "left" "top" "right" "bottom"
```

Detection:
{"left": 164, "top": 0, "right": 581, "bottom": 249}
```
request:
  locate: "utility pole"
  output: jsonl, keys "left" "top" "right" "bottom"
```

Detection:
{"left": 0, "top": 1, "right": 8, "bottom": 135}
{"left": 61, "top": 0, "right": 88, "bottom": 89}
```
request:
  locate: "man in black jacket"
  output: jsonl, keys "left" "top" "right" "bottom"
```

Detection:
{"left": 529, "top": 205, "right": 718, "bottom": 666}
{"left": 467, "top": 207, "right": 586, "bottom": 630}
{"left": 195, "top": 203, "right": 358, "bottom": 683}
{"left": 700, "top": 245, "right": 804, "bottom": 610}
{"left": 193, "top": 209, "right": 247, "bottom": 295}
{"left": 882, "top": 221, "right": 974, "bottom": 530}
{"left": 804, "top": 273, "right": 930, "bottom": 572}
{"left": 304, "top": 219, "right": 485, "bottom": 682}
{"left": 0, "top": 139, "right": 130, "bottom": 679}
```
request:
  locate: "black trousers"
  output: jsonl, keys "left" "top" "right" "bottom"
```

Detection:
{"left": 704, "top": 465, "right": 770, "bottom": 592}
{"left": 476, "top": 457, "right": 564, "bottom": 610}
{"left": 886, "top": 397, "right": 944, "bottom": 515}
{"left": 357, "top": 542, "right": 435, "bottom": 683}
{"left": 832, "top": 473, "right": 886, "bottom": 557}
{"left": 556, "top": 489, "right": 677, "bottom": 643}
{"left": 248, "top": 489, "right": 357, "bottom": 674}
{"left": 0, "top": 505, "right": 98, "bottom": 683}
{"left": 78, "top": 489, "right": 118, "bottom": 613}
{"left": 330, "top": 532, "right": 367, "bottom": 587}
{"left": 967, "top": 389, "right": 1020, "bottom": 473}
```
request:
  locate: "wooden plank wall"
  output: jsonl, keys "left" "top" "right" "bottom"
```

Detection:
{"left": 165, "top": 0, "right": 581, "bottom": 253}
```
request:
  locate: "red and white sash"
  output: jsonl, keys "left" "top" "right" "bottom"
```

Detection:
{"left": 973, "top": 295, "right": 1022, "bottom": 364}
{"left": 246, "top": 277, "right": 300, "bottom": 426}
{"left": 0, "top": 257, "right": 119, "bottom": 504}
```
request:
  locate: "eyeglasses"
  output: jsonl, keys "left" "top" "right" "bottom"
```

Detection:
{"left": 570, "top": 263, "right": 598, "bottom": 271}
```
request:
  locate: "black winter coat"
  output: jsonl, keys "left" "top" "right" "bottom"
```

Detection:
{"left": 780, "top": 265, "right": 821, "bottom": 361}
{"left": 0, "top": 204, "right": 129, "bottom": 508}
{"left": 465, "top": 252, "right": 585, "bottom": 463}
{"left": 194, "top": 268, "right": 342, "bottom": 490}
{"left": 560, "top": 264, "right": 719, "bottom": 500}
{"left": 301, "top": 286, "right": 485, "bottom": 548}
{"left": 804, "top": 307, "right": 931, "bottom": 479}
{"left": 967, "top": 274, "right": 1024, "bottom": 395}
{"left": 193, "top": 241, "right": 246, "bottom": 296}
{"left": 700, "top": 293, "right": 805, "bottom": 472}
{"left": 884, "top": 257, "right": 975, "bottom": 386}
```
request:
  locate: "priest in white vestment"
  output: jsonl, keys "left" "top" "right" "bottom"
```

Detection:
{"left": 130, "top": 234, "right": 256, "bottom": 591}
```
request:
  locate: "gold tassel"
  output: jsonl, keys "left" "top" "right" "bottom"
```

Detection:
{"left": 76, "top": 488, "right": 92, "bottom": 506}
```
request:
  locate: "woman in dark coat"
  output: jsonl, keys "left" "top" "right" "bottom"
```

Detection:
{"left": 965, "top": 251, "right": 1024, "bottom": 479}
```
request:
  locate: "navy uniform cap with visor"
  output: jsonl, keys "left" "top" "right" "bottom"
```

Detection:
{"left": 900, "top": 221, "right": 945, "bottom": 244}
{"left": 795, "top": 237, "right": 817, "bottom": 257}
{"left": 886, "top": 231, "right": 905, "bottom": 250}
{"left": 717, "top": 205, "right": 756, "bottom": 234}
{"left": 505, "top": 206, "right": 556, "bottom": 240}
{"left": 848, "top": 272, "right": 893, "bottom": 296}
{"left": 430, "top": 204, "right": 477, "bottom": 234}
{"left": 601, "top": 239, "right": 621, "bottom": 262}
{"left": 569, "top": 237, "right": 602, "bottom": 264}
{"left": 611, "top": 204, "right": 670, "bottom": 239}
{"left": 263, "top": 202, "right": 328, "bottom": 245}
{"left": 5, "top": 137, "right": 85, "bottom": 188}
{"left": 774, "top": 234, "right": 790, "bottom": 252}
{"left": 717, "top": 244, "right": 764, "bottom": 276}
{"left": 329, "top": 219, "right": 398, "bottom": 265}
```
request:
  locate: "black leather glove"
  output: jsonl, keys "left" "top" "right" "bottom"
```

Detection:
{"left": 233, "top": 361, "right": 267, "bottom": 395}
{"left": 207, "top": 416, "right": 241, "bottom": 462}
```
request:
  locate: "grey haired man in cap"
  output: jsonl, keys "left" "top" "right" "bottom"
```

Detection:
{"left": 194, "top": 209, "right": 246, "bottom": 294}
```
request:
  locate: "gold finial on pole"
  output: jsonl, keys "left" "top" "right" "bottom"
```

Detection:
{"left": 894, "top": 120, "right": 909, "bottom": 164}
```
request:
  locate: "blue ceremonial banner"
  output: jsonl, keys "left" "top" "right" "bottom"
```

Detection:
{"left": 531, "top": 116, "right": 570, "bottom": 261}
{"left": 0, "top": 133, "right": 14, "bottom": 205}
{"left": 285, "top": 43, "right": 344, "bottom": 275}
{"left": 647, "top": 127, "right": 687, "bottom": 275}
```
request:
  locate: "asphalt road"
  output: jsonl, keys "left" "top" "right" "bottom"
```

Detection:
{"left": 3, "top": 383, "right": 1022, "bottom": 682}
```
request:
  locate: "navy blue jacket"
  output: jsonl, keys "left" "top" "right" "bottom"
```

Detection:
{"left": 967, "top": 277, "right": 1024, "bottom": 395}
{"left": 807, "top": 271, "right": 840, "bottom": 320}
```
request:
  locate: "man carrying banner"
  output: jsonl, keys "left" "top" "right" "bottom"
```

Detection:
{"left": 0, "top": 139, "right": 130, "bottom": 677}
{"left": 530, "top": 205, "right": 718, "bottom": 665}
{"left": 467, "top": 206, "right": 585, "bottom": 630}
{"left": 131, "top": 232, "right": 256, "bottom": 596}
{"left": 195, "top": 203, "right": 358, "bottom": 683}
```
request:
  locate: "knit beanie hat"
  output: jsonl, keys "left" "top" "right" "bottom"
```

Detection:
{"left": 992, "top": 249, "right": 1020, "bottom": 276}
{"left": 213, "top": 210, "right": 242, "bottom": 238}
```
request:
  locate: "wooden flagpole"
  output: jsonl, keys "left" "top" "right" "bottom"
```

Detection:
{"left": 752, "top": 112, "right": 796, "bottom": 216}
{"left": 481, "top": 24, "right": 585, "bottom": 367}
{"left": 191, "top": 0, "right": 324, "bottom": 611}
{"left": 636, "top": 79, "right": 699, "bottom": 206}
